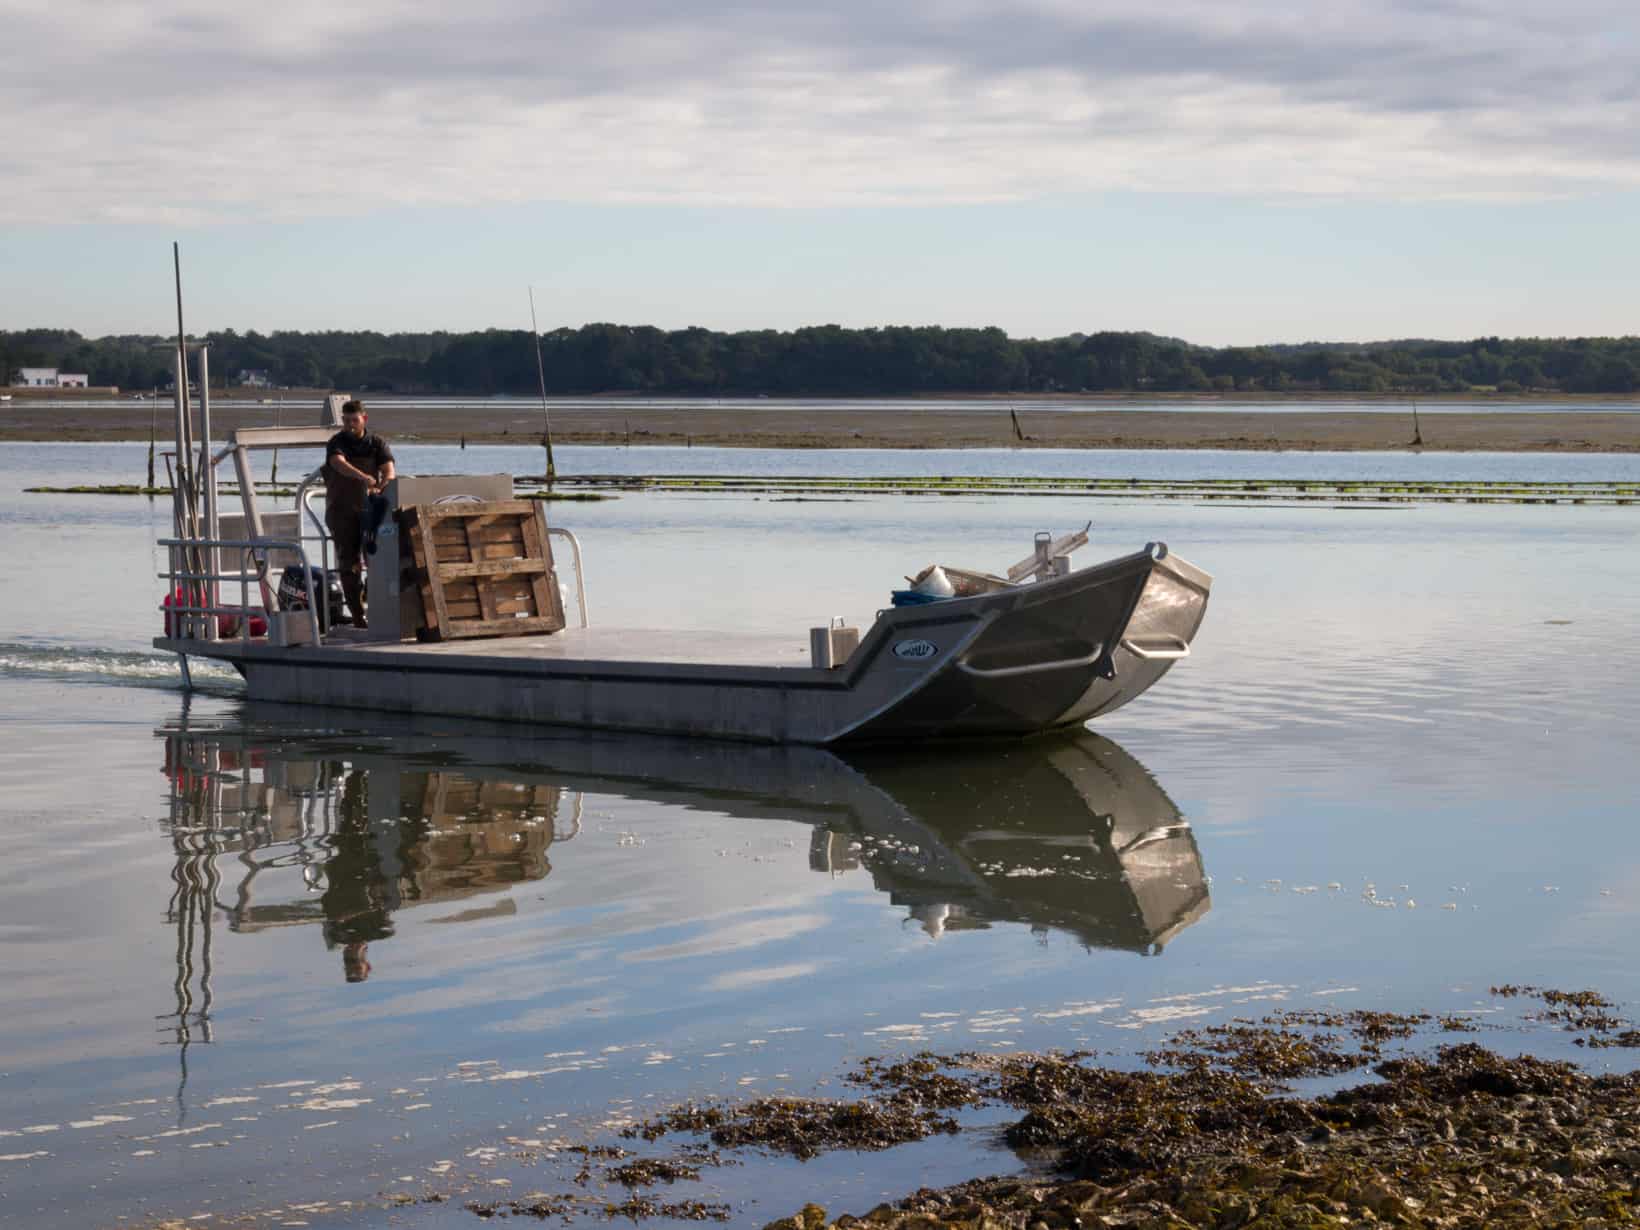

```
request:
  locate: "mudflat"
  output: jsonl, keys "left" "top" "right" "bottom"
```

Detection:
{"left": 4, "top": 402, "right": 1639, "bottom": 451}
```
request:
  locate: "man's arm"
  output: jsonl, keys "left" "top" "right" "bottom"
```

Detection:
{"left": 369, "top": 442, "right": 397, "bottom": 493}
{"left": 328, "top": 451, "right": 376, "bottom": 486}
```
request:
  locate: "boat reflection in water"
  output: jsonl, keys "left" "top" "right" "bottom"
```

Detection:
{"left": 158, "top": 708, "right": 1209, "bottom": 1009}
{"left": 161, "top": 720, "right": 572, "bottom": 988}
{"left": 824, "top": 738, "right": 1209, "bottom": 954}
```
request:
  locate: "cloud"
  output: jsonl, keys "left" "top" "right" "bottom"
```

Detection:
{"left": 705, "top": 960, "right": 828, "bottom": 991}
{"left": 6, "top": 0, "right": 1640, "bottom": 224}
{"left": 620, "top": 911, "right": 830, "bottom": 963}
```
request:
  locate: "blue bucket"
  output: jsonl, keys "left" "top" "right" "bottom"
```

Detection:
{"left": 890, "top": 589, "right": 949, "bottom": 607}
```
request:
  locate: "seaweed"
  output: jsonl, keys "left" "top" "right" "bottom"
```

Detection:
{"left": 628, "top": 1095, "right": 961, "bottom": 1160}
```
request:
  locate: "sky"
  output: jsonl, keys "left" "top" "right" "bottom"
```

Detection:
{"left": 4, "top": 0, "right": 1640, "bottom": 345}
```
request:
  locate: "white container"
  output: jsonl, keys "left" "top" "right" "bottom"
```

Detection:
{"left": 268, "top": 610, "right": 317, "bottom": 647}
{"left": 910, "top": 565, "right": 956, "bottom": 597}
{"left": 810, "top": 618, "right": 861, "bottom": 669}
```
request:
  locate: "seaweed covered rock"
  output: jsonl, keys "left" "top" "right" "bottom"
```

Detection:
{"left": 764, "top": 1038, "right": 1640, "bottom": 1230}
{"left": 634, "top": 1095, "right": 961, "bottom": 1160}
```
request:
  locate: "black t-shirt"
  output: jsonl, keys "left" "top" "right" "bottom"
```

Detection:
{"left": 324, "top": 430, "right": 395, "bottom": 510}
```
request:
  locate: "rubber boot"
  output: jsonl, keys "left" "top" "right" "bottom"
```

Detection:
{"left": 341, "top": 572, "right": 367, "bottom": 629}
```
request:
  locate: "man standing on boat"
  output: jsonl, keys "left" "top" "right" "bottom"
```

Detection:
{"left": 324, "top": 399, "right": 395, "bottom": 628}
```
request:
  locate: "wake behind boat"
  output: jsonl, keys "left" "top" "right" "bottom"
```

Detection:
{"left": 153, "top": 391, "right": 1210, "bottom": 744}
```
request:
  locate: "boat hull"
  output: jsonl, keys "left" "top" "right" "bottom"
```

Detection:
{"left": 843, "top": 547, "right": 1210, "bottom": 741}
{"left": 155, "top": 546, "right": 1210, "bottom": 744}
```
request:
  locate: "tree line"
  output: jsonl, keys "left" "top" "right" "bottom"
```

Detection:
{"left": 5, "top": 324, "right": 1640, "bottom": 396}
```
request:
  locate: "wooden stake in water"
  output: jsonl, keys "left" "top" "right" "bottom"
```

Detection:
{"left": 147, "top": 386, "right": 157, "bottom": 490}
{"left": 528, "top": 287, "right": 557, "bottom": 485}
{"left": 1411, "top": 400, "right": 1424, "bottom": 447}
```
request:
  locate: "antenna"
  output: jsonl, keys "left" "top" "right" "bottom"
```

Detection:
{"left": 171, "top": 243, "right": 207, "bottom": 651}
{"left": 528, "top": 287, "right": 557, "bottom": 485}
{"left": 172, "top": 243, "right": 197, "bottom": 530}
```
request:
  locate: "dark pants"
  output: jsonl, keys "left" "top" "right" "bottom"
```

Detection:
{"left": 326, "top": 502, "right": 364, "bottom": 574}
{"left": 326, "top": 502, "right": 367, "bottom": 623}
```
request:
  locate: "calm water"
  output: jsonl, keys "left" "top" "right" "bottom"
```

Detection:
{"left": 23, "top": 394, "right": 1640, "bottom": 415}
{"left": 4, "top": 444, "right": 1640, "bottom": 1227}
{"left": 15, "top": 440, "right": 1640, "bottom": 487}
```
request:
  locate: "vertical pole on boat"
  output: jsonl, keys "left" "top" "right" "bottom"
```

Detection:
{"left": 230, "top": 443, "right": 279, "bottom": 625}
{"left": 173, "top": 245, "right": 196, "bottom": 522}
{"left": 529, "top": 286, "right": 557, "bottom": 486}
{"left": 171, "top": 348, "right": 192, "bottom": 536}
{"left": 197, "top": 344, "right": 218, "bottom": 641}
{"left": 197, "top": 345, "right": 213, "bottom": 532}
{"left": 172, "top": 345, "right": 198, "bottom": 650}
{"left": 172, "top": 242, "right": 203, "bottom": 658}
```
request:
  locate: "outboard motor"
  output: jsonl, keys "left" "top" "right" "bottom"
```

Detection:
{"left": 277, "top": 565, "right": 349, "bottom": 629}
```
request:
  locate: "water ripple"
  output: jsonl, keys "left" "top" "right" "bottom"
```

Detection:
{"left": 0, "top": 641, "right": 240, "bottom": 694}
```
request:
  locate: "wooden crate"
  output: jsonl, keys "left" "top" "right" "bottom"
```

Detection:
{"left": 400, "top": 500, "right": 566, "bottom": 641}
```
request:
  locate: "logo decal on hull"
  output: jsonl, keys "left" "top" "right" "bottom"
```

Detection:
{"left": 892, "top": 638, "right": 939, "bottom": 661}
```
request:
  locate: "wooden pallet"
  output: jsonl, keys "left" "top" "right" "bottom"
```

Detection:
{"left": 401, "top": 500, "right": 566, "bottom": 641}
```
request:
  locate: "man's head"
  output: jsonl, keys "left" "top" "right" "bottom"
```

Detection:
{"left": 341, "top": 399, "right": 367, "bottom": 438}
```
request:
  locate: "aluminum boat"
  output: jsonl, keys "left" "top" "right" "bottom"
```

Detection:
{"left": 154, "top": 393, "right": 1210, "bottom": 744}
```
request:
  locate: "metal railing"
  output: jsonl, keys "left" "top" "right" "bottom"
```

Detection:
{"left": 295, "top": 469, "right": 334, "bottom": 581}
{"left": 546, "top": 527, "right": 590, "bottom": 627}
{"left": 1119, "top": 635, "right": 1191, "bottom": 661}
{"left": 165, "top": 506, "right": 588, "bottom": 644}
{"left": 159, "top": 536, "right": 322, "bottom": 647}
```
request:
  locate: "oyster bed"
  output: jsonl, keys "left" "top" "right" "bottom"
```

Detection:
{"left": 438, "top": 989, "right": 1640, "bottom": 1229}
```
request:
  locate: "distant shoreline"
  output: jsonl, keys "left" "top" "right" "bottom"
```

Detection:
{"left": 8, "top": 387, "right": 1640, "bottom": 405}
{"left": 4, "top": 402, "right": 1639, "bottom": 452}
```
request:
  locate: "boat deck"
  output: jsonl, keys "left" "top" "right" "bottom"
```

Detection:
{"left": 334, "top": 626, "right": 816, "bottom": 668}
{"left": 159, "top": 625, "right": 824, "bottom": 674}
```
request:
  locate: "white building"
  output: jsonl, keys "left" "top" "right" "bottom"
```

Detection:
{"left": 13, "top": 368, "right": 90, "bottom": 388}
{"left": 237, "top": 369, "right": 274, "bottom": 388}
